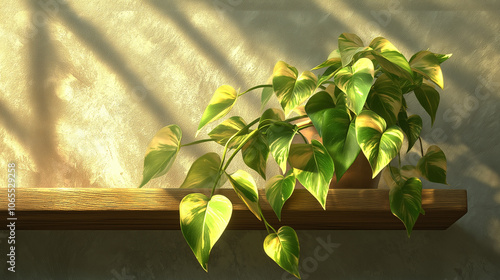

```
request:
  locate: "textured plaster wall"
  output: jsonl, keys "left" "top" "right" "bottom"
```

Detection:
{"left": 1, "top": 0, "right": 500, "bottom": 279}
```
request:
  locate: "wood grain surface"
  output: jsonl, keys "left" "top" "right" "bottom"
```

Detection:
{"left": 0, "top": 188, "right": 467, "bottom": 230}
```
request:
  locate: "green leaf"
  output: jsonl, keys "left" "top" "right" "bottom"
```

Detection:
{"left": 267, "top": 122, "right": 298, "bottom": 173}
{"left": 369, "top": 37, "right": 413, "bottom": 81}
{"left": 272, "top": 61, "right": 318, "bottom": 116}
{"left": 383, "top": 165, "right": 420, "bottom": 188}
{"left": 355, "top": 110, "right": 404, "bottom": 178}
{"left": 289, "top": 140, "right": 334, "bottom": 209}
{"left": 398, "top": 112, "right": 422, "bottom": 152}
{"left": 259, "top": 108, "right": 285, "bottom": 129}
{"left": 417, "top": 145, "right": 447, "bottom": 184}
{"left": 322, "top": 108, "right": 361, "bottom": 180}
{"left": 366, "top": 73, "right": 402, "bottom": 126}
{"left": 180, "top": 153, "right": 226, "bottom": 189}
{"left": 140, "top": 125, "right": 182, "bottom": 188}
{"left": 389, "top": 177, "right": 424, "bottom": 237}
{"left": 317, "top": 65, "right": 339, "bottom": 87}
{"left": 197, "top": 85, "right": 238, "bottom": 134}
{"left": 208, "top": 116, "right": 249, "bottom": 149}
{"left": 263, "top": 226, "right": 301, "bottom": 279}
{"left": 410, "top": 50, "right": 447, "bottom": 89}
{"left": 180, "top": 193, "right": 232, "bottom": 271}
{"left": 334, "top": 58, "right": 375, "bottom": 115}
{"left": 433, "top": 52, "right": 452, "bottom": 64}
{"left": 312, "top": 49, "right": 342, "bottom": 70}
{"left": 413, "top": 83, "right": 440, "bottom": 125}
{"left": 338, "top": 33, "right": 369, "bottom": 66}
{"left": 261, "top": 86, "right": 274, "bottom": 111}
{"left": 265, "top": 173, "right": 296, "bottom": 221}
{"left": 228, "top": 170, "right": 261, "bottom": 221}
{"left": 242, "top": 131, "right": 269, "bottom": 179}
{"left": 304, "top": 91, "right": 336, "bottom": 137}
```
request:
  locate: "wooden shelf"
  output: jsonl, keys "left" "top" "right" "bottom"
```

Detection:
{"left": 0, "top": 188, "right": 467, "bottom": 230}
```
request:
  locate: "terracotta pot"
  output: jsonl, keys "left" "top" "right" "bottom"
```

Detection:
{"left": 292, "top": 119, "right": 380, "bottom": 189}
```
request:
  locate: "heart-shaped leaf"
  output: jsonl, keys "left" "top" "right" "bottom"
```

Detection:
{"left": 140, "top": 125, "right": 182, "bottom": 188}
{"left": 366, "top": 73, "right": 402, "bottom": 126}
{"left": 180, "top": 153, "right": 226, "bottom": 189}
{"left": 338, "top": 33, "right": 370, "bottom": 66}
{"left": 259, "top": 108, "right": 285, "bottom": 129}
{"left": 304, "top": 91, "right": 336, "bottom": 137}
{"left": 389, "top": 177, "right": 425, "bottom": 237}
{"left": 228, "top": 170, "right": 261, "bottom": 221}
{"left": 198, "top": 85, "right": 238, "bottom": 134}
{"left": 289, "top": 140, "right": 334, "bottom": 209}
{"left": 369, "top": 37, "right": 413, "bottom": 81}
{"left": 272, "top": 61, "right": 318, "bottom": 117}
{"left": 410, "top": 50, "right": 449, "bottom": 89}
{"left": 261, "top": 86, "right": 274, "bottom": 111}
{"left": 180, "top": 193, "right": 232, "bottom": 271}
{"left": 263, "top": 226, "right": 301, "bottom": 279}
{"left": 398, "top": 112, "right": 422, "bottom": 152}
{"left": 414, "top": 83, "right": 440, "bottom": 125}
{"left": 313, "top": 49, "right": 342, "bottom": 70}
{"left": 334, "top": 58, "right": 375, "bottom": 115}
{"left": 265, "top": 172, "right": 296, "bottom": 220}
{"left": 208, "top": 116, "right": 249, "bottom": 149}
{"left": 383, "top": 165, "right": 420, "bottom": 188}
{"left": 417, "top": 145, "right": 447, "bottom": 184}
{"left": 322, "top": 108, "right": 361, "bottom": 180}
{"left": 267, "top": 122, "right": 298, "bottom": 173}
{"left": 242, "top": 131, "right": 269, "bottom": 179}
{"left": 355, "top": 110, "right": 404, "bottom": 178}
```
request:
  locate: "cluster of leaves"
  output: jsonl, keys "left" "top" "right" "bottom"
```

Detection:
{"left": 139, "top": 33, "right": 451, "bottom": 278}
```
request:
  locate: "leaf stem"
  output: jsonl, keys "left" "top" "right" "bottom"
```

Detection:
{"left": 210, "top": 117, "right": 260, "bottom": 197}
{"left": 297, "top": 131, "right": 308, "bottom": 144}
{"left": 418, "top": 137, "right": 424, "bottom": 157}
{"left": 180, "top": 138, "right": 215, "bottom": 147}
{"left": 259, "top": 208, "right": 277, "bottom": 234}
{"left": 284, "top": 115, "right": 309, "bottom": 123}
{"left": 238, "top": 84, "right": 272, "bottom": 97}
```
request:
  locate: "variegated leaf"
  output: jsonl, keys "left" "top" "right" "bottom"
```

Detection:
{"left": 410, "top": 50, "right": 451, "bottom": 89}
{"left": 242, "top": 131, "right": 269, "bottom": 179}
{"left": 414, "top": 83, "right": 440, "bottom": 125}
{"left": 338, "top": 33, "right": 370, "bottom": 66}
{"left": 265, "top": 172, "right": 296, "bottom": 220}
{"left": 267, "top": 122, "right": 298, "bottom": 173}
{"left": 289, "top": 140, "right": 334, "bottom": 209}
{"left": 398, "top": 112, "right": 422, "bottom": 152}
{"left": 355, "top": 110, "right": 404, "bottom": 178}
{"left": 389, "top": 177, "right": 425, "bottom": 237}
{"left": 259, "top": 108, "right": 285, "bottom": 129}
{"left": 313, "top": 49, "right": 342, "bottom": 70}
{"left": 208, "top": 116, "right": 249, "bottom": 149}
{"left": 370, "top": 37, "right": 413, "bottom": 81}
{"left": 264, "top": 226, "right": 301, "bottom": 279}
{"left": 228, "top": 170, "right": 261, "bottom": 220}
{"left": 140, "top": 125, "right": 182, "bottom": 188}
{"left": 180, "top": 193, "right": 232, "bottom": 271}
{"left": 417, "top": 145, "right": 447, "bottom": 184}
{"left": 180, "top": 153, "right": 226, "bottom": 189}
{"left": 198, "top": 85, "right": 238, "bottom": 134}
{"left": 272, "top": 61, "right": 318, "bottom": 116}
{"left": 366, "top": 73, "right": 402, "bottom": 126}
{"left": 334, "top": 58, "right": 375, "bottom": 115}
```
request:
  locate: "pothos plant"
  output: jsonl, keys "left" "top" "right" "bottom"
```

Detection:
{"left": 139, "top": 33, "right": 450, "bottom": 278}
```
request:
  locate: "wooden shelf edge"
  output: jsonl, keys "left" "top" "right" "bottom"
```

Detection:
{"left": 0, "top": 188, "right": 467, "bottom": 230}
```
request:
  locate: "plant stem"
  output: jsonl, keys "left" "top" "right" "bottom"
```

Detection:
{"left": 297, "top": 131, "right": 308, "bottom": 144}
{"left": 284, "top": 115, "right": 309, "bottom": 123}
{"left": 418, "top": 137, "right": 424, "bottom": 157}
{"left": 210, "top": 117, "right": 260, "bottom": 198}
{"left": 238, "top": 84, "right": 272, "bottom": 97}
{"left": 322, "top": 80, "right": 336, "bottom": 86}
{"left": 259, "top": 208, "right": 277, "bottom": 234}
{"left": 180, "top": 138, "right": 215, "bottom": 147}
